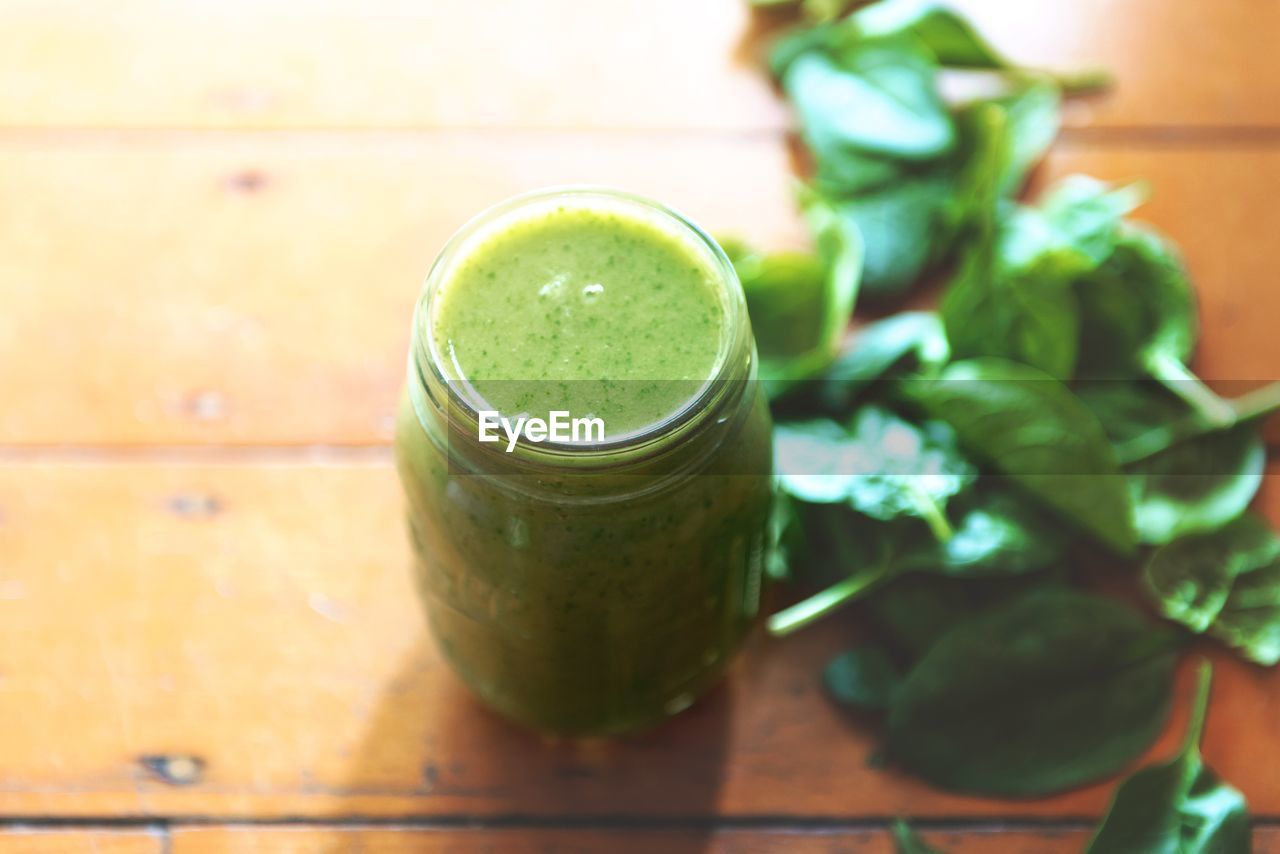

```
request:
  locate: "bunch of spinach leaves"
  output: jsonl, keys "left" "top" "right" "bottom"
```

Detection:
{"left": 731, "top": 0, "right": 1279, "bottom": 843}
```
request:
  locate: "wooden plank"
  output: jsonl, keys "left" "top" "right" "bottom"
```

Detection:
{"left": 0, "top": 831, "right": 161, "bottom": 853}
{"left": 166, "top": 826, "right": 1280, "bottom": 853}
{"left": 1, "top": 0, "right": 1277, "bottom": 130}
{"left": 0, "top": 134, "right": 799, "bottom": 445}
{"left": 0, "top": 462, "right": 1275, "bottom": 819}
{"left": 1, "top": 139, "right": 1276, "bottom": 446}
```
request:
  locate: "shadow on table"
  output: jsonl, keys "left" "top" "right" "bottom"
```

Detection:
{"left": 331, "top": 635, "right": 735, "bottom": 853}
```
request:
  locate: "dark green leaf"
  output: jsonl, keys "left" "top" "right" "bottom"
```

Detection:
{"left": 1213, "top": 558, "right": 1280, "bottom": 666}
{"left": 1073, "top": 223, "right": 1234, "bottom": 425}
{"left": 940, "top": 114, "right": 1090, "bottom": 380}
{"left": 905, "top": 358, "right": 1136, "bottom": 554}
{"left": 1127, "top": 424, "right": 1266, "bottom": 545}
{"left": 1076, "top": 379, "right": 1191, "bottom": 449}
{"left": 770, "top": 311, "right": 949, "bottom": 416}
{"left": 942, "top": 238, "right": 1081, "bottom": 380}
{"left": 1076, "top": 224, "right": 1196, "bottom": 373}
{"left": 866, "top": 570, "right": 1070, "bottom": 661}
{"left": 1087, "top": 661, "right": 1250, "bottom": 853}
{"left": 1087, "top": 379, "right": 1280, "bottom": 465}
{"left": 1077, "top": 379, "right": 1266, "bottom": 544}
{"left": 886, "top": 591, "right": 1179, "bottom": 796}
{"left": 825, "top": 646, "right": 902, "bottom": 710}
{"left": 770, "top": 482, "right": 1067, "bottom": 635}
{"left": 1144, "top": 514, "right": 1280, "bottom": 665}
{"left": 829, "top": 172, "right": 957, "bottom": 296}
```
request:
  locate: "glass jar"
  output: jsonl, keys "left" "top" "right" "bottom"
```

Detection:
{"left": 395, "top": 188, "right": 773, "bottom": 736}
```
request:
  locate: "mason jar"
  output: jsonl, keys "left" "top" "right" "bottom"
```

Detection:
{"left": 395, "top": 188, "right": 773, "bottom": 736}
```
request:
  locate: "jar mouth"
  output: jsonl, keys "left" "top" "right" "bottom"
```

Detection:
{"left": 410, "top": 186, "right": 753, "bottom": 464}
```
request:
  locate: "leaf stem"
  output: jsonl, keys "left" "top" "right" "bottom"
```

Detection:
{"left": 1147, "top": 351, "right": 1237, "bottom": 430}
{"left": 1229, "top": 380, "right": 1280, "bottom": 424}
{"left": 908, "top": 481, "right": 955, "bottom": 542}
{"left": 767, "top": 568, "right": 888, "bottom": 636}
{"left": 1115, "top": 380, "right": 1280, "bottom": 465}
{"left": 1051, "top": 67, "right": 1114, "bottom": 95}
{"left": 1183, "top": 659, "right": 1213, "bottom": 756}
{"left": 1016, "top": 66, "right": 1113, "bottom": 95}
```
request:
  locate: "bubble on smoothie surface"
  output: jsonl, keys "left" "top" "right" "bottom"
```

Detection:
{"left": 538, "top": 274, "right": 567, "bottom": 299}
{"left": 580, "top": 282, "right": 605, "bottom": 303}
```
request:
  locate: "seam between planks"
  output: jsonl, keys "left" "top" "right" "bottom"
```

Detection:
{"left": 1, "top": 815, "right": 1280, "bottom": 830}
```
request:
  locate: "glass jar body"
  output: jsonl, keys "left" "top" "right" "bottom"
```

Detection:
{"left": 395, "top": 385, "right": 772, "bottom": 736}
{"left": 395, "top": 187, "right": 773, "bottom": 736}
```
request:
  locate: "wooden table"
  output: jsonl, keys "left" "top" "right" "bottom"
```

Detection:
{"left": 1, "top": 1, "right": 1277, "bottom": 850}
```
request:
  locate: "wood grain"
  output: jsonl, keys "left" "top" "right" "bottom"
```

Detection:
{"left": 2, "top": 140, "right": 1276, "bottom": 446}
{"left": 0, "top": 462, "right": 1274, "bottom": 819}
{"left": 0, "top": 832, "right": 161, "bottom": 853}
{"left": 1, "top": 0, "right": 1277, "bottom": 131}
{"left": 166, "top": 826, "right": 1280, "bottom": 853}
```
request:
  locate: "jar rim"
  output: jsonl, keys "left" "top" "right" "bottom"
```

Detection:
{"left": 409, "top": 186, "right": 754, "bottom": 468}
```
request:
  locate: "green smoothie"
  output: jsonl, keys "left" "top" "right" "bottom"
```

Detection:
{"left": 397, "top": 189, "right": 773, "bottom": 736}
{"left": 430, "top": 199, "right": 729, "bottom": 435}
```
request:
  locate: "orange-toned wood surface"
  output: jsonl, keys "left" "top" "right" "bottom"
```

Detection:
{"left": 0, "top": 833, "right": 160, "bottom": 854}
{"left": 1, "top": 0, "right": 1277, "bottom": 851}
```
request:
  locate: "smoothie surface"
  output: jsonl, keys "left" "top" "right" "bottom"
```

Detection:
{"left": 429, "top": 198, "right": 729, "bottom": 436}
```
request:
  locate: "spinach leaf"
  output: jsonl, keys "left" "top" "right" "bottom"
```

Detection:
{"left": 892, "top": 819, "right": 946, "bottom": 854}
{"left": 941, "top": 175, "right": 1143, "bottom": 381}
{"left": 1144, "top": 514, "right": 1280, "bottom": 665}
{"left": 774, "top": 405, "right": 975, "bottom": 535}
{"left": 1100, "top": 379, "right": 1280, "bottom": 465}
{"left": 770, "top": 16, "right": 962, "bottom": 298}
{"left": 828, "top": 172, "right": 958, "bottom": 297}
{"left": 885, "top": 590, "right": 1179, "bottom": 796}
{"left": 1075, "top": 224, "right": 1235, "bottom": 426}
{"left": 933, "top": 484, "right": 1069, "bottom": 574}
{"left": 1086, "top": 661, "right": 1250, "bottom": 854}
{"left": 1127, "top": 424, "right": 1265, "bottom": 545}
{"left": 867, "top": 575, "right": 986, "bottom": 660}
{"left": 851, "top": 0, "right": 1110, "bottom": 92}
{"left": 905, "top": 358, "right": 1137, "bottom": 554}
{"left": 1036, "top": 175, "right": 1146, "bottom": 267}
{"left": 770, "top": 311, "right": 949, "bottom": 417}
{"left": 1212, "top": 557, "right": 1280, "bottom": 667}
{"left": 941, "top": 226, "right": 1081, "bottom": 380}
{"left": 866, "top": 569, "right": 1070, "bottom": 661}
{"left": 1076, "top": 379, "right": 1191, "bottom": 450}
{"left": 722, "top": 192, "right": 862, "bottom": 390}
{"left": 768, "top": 481, "right": 1066, "bottom": 635}
{"left": 987, "top": 79, "right": 1060, "bottom": 195}
{"left": 723, "top": 241, "right": 827, "bottom": 359}
{"left": 1078, "top": 379, "right": 1265, "bottom": 544}
{"left": 825, "top": 645, "right": 902, "bottom": 711}
{"left": 778, "top": 36, "right": 954, "bottom": 177}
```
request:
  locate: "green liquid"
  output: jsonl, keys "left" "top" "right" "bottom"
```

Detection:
{"left": 430, "top": 201, "right": 728, "bottom": 435}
